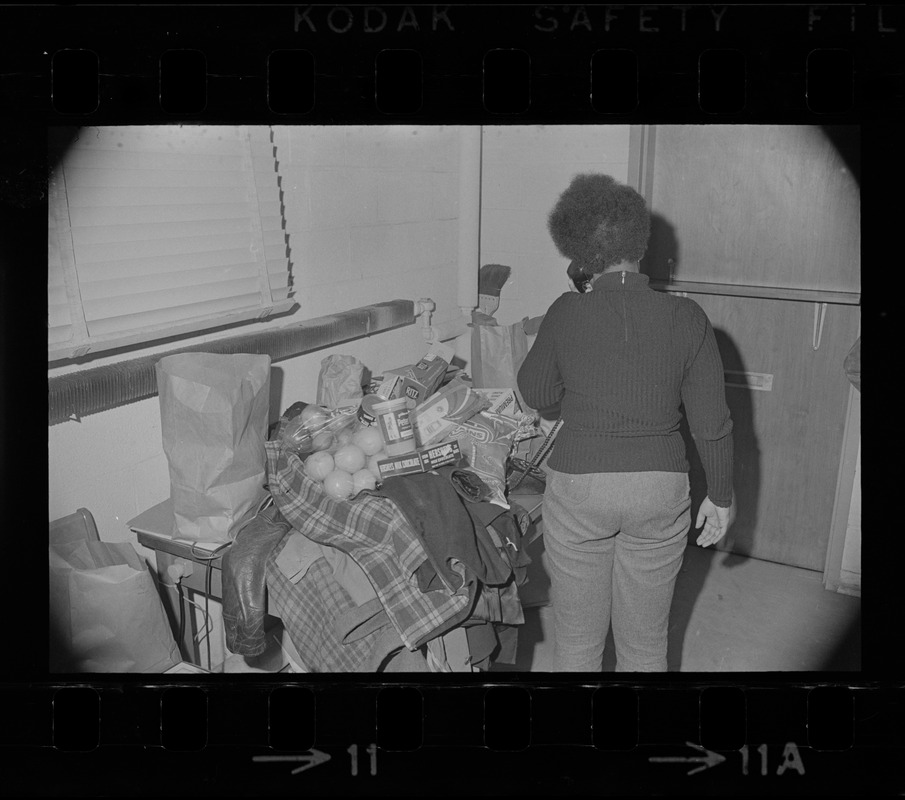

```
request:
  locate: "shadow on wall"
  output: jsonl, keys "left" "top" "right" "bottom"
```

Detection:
{"left": 268, "top": 365, "right": 285, "bottom": 428}
{"left": 643, "top": 211, "right": 680, "bottom": 280}
{"left": 710, "top": 330, "right": 761, "bottom": 569}
{"left": 667, "top": 319, "right": 762, "bottom": 669}
{"left": 647, "top": 213, "right": 765, "bottom": 553}
{"left": 680, "top": 332, "right": 761, "bottom": 540}
{"left": 642, "top": 214, "right": 763, "bottom": 669}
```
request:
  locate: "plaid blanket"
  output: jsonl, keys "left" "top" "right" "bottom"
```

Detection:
{"left": 264, "top": 441, "right": 472, "bottom": 649}
{"left": 266, "top": 543, "right": 383, "bottom": 672}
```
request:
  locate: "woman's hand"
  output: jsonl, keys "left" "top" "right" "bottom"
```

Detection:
{"left": 695, "top": 495, "right": 736, "bottom": 548}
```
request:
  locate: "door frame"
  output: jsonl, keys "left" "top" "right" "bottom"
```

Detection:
{"left": 823, "top": 380, "right": 861, "bottom": 596}
{"left": 628, "top": 124, "right": 655, "bottom": 202}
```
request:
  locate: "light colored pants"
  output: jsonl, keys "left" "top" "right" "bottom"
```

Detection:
{"left": 543, "top": 469, "right": 691, "bottom": 672}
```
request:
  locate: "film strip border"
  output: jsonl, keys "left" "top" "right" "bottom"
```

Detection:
{"left": 3, "top": 683, "right": 901, "bottom": 793}
{"left": 2, "top": 4, "right": 902, "bottom": 122}
{"left": 5, "top": 5, "right": 897, "bottom": 791}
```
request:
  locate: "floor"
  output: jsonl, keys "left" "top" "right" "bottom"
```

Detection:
{"left": 495, "top": 540, "right": 862, "bottom": 673}
{"left": 223, "top": 542, "right": 861, "bottom": 674}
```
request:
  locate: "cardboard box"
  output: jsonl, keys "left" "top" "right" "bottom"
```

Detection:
{"left": 473, "top": 388, "right": 522, "bottom": 417}
{"left": 399, "top": 342, "right": 455, "bottom": 405}
{"left": 376, "top": 440, "right": 462, "bottom": 479}
{"left": 374, "top": 371, "right": 407, "bottom": 400}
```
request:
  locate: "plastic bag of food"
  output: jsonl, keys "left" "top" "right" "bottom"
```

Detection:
{"left": 449, "top": 411, "right": 537, "bottom": 508}
{"left": 317, "top": 355, "right": 366, "bottom": 410}
{"left": 279, "top": 404, "right": 359, "bottom": 457}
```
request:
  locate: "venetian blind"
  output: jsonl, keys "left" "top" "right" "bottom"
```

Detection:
{"left": 48, "top": 125, "right": 293, "bottom": 361}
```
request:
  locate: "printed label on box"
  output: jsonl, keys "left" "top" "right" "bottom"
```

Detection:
{"left": 421, "top": 440, "right": 461, "bottom": 469}
{"left": 414, "top": 397, "right": 451, "bottom": 439}
{"left": 474, "top": 388, "right": 522, "bottom": 417}
{"left": 401, "top": 342, "right": 456, "bottom": 405}
{"left": 377, "top": 440, "right": 462, "bottom": 478}
{"left": 376, "top": 374, "right": 404, "bottom": 400}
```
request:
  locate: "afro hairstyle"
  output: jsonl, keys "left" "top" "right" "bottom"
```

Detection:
{"left": 547, "top": 173, "right": 651, "bottom": 272}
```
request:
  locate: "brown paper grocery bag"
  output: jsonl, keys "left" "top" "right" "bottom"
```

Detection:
{"left": 470, "top": 319, "right": 531, "bottom": 409}
{"left": 156, "top": 353, "right": 271, "bottom": 542}
{"left": 49, "top": 540, "right": 181, "bottom": 673}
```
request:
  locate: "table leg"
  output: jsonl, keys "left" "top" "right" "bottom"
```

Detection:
{"left": 154, "top": 551, "right": 202, "bottom": 665}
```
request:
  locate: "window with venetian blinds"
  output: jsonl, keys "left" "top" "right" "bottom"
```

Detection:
{"left": 48, "top": 125, "right": 294, "bottom": 361}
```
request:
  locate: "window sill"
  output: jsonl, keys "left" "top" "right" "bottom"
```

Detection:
{"left": 48, "top": 300, "right": 297, "bottom": 364}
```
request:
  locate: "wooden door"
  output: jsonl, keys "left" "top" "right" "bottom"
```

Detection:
{"left": 637, "top": 125, "right": 861, "bottom": 571}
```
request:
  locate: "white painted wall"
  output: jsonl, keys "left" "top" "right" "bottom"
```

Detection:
{"left": 479, "top": 125, "right": 632, "bottom": 325}
{"left": 272, "top": 125, "right": 464, "bottom": 400}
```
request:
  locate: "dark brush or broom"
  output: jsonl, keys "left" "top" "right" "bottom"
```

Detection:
{"left": 478, "top": 264, "right": 512, "bottom": 298}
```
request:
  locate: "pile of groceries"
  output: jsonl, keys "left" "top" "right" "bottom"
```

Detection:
{"left": 277, "top": 343, "right": 538, "bottom": 508}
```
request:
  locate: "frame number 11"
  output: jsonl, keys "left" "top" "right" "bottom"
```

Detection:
{"left": 347, "top": 743, "right": 378, "bottom": 776}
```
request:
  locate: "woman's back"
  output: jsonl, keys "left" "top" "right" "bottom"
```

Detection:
{"left": 518, "top": 269, "right": 732, "bottom": 504}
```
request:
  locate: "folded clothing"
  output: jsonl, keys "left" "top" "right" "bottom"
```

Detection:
{"left": 268, "top": 543, "right": 419, "bottom": 672}
{"left": 276, "top": 531, "right": 377, "bottom": 607}
{"left": 448, "top": 468, "right": 494, "bottom": 503}
{"left": 265, "top": 439, "right": 471, "bottom": 649}
{"left": 376, "top": 470, "right": 513, "bottom": 595}
{"left": 465, "top": 622, "right": 520, "bottom": 670}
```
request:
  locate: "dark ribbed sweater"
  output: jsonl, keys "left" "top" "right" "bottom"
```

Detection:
{"left": 517, "top": 271, "right": 734, "bottom": 507}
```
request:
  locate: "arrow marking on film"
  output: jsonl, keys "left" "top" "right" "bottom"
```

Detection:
{"left": 649, "top": 742, "right": 726, "bottom": 776}
{"left": 253, "top": 749, "right": 332, "bottom": 775}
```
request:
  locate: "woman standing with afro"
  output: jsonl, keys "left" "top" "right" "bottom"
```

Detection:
{"left": 517, "top": 174, "right": 736, "bottom": 672}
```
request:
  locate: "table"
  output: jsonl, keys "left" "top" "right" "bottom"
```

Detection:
{"left": 129, "top": 493, "right": 547, "bottom": 667}
{"left": 129, "top": 499, "right": 232, "bottom": 665}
